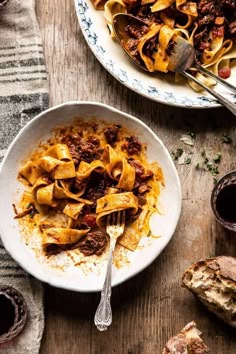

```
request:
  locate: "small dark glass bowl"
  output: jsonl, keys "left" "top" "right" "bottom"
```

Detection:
{"left": 0, "top": 285, "right": 28, "bottom": 344}
{"left": 211, "top": 171, "right": 236, "bottom": 232}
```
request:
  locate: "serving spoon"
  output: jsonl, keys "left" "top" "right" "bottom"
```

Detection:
{"left": 113, "top": 13, "right": 236, "bottom": 115}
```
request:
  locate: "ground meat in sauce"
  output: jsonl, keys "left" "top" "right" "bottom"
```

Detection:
{"left": 124, "top": 23, "right": 150, "bottom": 64}
{"left": 144, "top": 35, "right": 159, "bottom": 58}
{"left": 127, "top": 158, "right": 153, "bottom": 197}
{"left": 78, "top": 231, "right": 108, "bottom": 256}
{"left": 103, "top": 124, "right": 120, "bottom": 145}
{"left": 128, "top": 158, "right": 145, "bottom": 176}
{"left": 124, "top": 1, "right": 236, "bottom": 72}
{"left": 128, "top": 158, "right": 153, "bottom": 180}
{"left": 60, "top": 133, "right": 103, "bottom": 165}
{"left": 194, "top": 0, "right": 236, "bottom": 64}
{"left": 82, "top": 172, "right": 114, "bottom": 211}
{"left": 122, "top": 136, "right": 142, "bottom": 155}
{"left": 131, "top": 4, "right": 161, "bottom": 24}
{"left": 165, "top": 39, "right": 176, "bottom": 56}
{"left": 81, "top": 213, "right": 97, "bottom": 228}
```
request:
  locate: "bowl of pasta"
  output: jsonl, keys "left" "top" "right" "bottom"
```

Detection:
{"left": 0, "top": 101, "right": 181, "bottom": 292}
{"left": 75, "top": 0, "right": 236, "bottom": 108}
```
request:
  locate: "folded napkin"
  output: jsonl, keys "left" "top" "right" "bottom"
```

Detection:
{"left": 0, "top": 0, "right": 48, "bottom": 353}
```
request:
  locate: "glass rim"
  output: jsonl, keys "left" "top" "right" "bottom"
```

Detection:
{"left": 211, "top": 170, "right": 236, "bottom": 231}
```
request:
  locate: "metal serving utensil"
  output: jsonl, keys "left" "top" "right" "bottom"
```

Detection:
{"left": 94, "top": 210, "right": 125, "bottom": 331}
{"left": 113, "top": 13, "right": 236, "bottom": 115}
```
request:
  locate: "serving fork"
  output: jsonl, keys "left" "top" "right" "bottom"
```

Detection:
{"left": 113, "top": 13, "right": 236, "bottom": 116}
{"left": 94, "top": 210, "right": 125, "bottom": 331}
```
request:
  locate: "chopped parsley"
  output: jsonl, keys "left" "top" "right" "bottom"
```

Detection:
{"left": 185, "top": 158, "right": 192, "bottom": 165}
{"left": 221, "top": 134, "right": 232, "bottom": 144}
{"left": 206, "top": 163, "right": 219, "bottom": 176}
{"left": 28, "top": 203, "right": 39, "bottom": 218}
{"left": 213, "top": 153, "right": 221, "bottom": 163}
{"left": 197, "top": 149, "right": 221, "bottom": 178}
{"left": 171, "top": 148, "right": 183, "bottom": 160}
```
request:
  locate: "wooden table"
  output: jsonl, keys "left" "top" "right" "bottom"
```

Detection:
{"left": 37, "top": 1, "right": 236, "bottom": 353}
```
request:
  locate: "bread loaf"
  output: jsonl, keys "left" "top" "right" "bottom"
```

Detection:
{"left": 182, "top": 256, "right": 236, "bottom": 327}
{"left": 162, "top": 321, "right": 210, "bottom": 354}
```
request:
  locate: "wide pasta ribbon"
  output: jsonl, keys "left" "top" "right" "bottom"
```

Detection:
{"left": 63, "top": 202, "right": 85, "bottom": 220}
{"left": 76, "top": 160, "right": 105, "bottom": 180}
{"left": 36, "top": 183, "right": 57, "bottom": 207}
{"left": 137, "top": 23, "right": 162, "bottom": 72}
{"left": 54, "top": 180, "right": 92, "bottom": 204}
{"left": 202, "top": 38, "right": 233, "bottom": 66}
{"left": 38, "top": 144, "right": 76, "bottom": 179}
{"left": 175, "top": 0, "right": 197, "bottom": 17}
{"left": 153, "top": 25, "right": 177, "bottom": 72}
{"left": 151, "top": 0, "right": 175, "bottom": 13}
{"left": 42, "top": 228, "right": 89, "bottom": 252}
{"left": 103, "top": 145, "right": 135, "bottom": 190}
{"left": 96, "top": 191, "right": 138, "bottom": 229}
{"left": 212, "top": 47, "right": 236, "bottom": 76}
{"left": 104, "top": 0, "right": 126, "bottom": 25}
{"left": 19, "top": 161, "right": 43, "bottom": 185}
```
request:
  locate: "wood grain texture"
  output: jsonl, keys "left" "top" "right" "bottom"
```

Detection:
{"left": 36, "top": 1, "right": 236, "bottom": 353}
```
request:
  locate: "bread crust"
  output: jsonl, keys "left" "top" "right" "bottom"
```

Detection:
{"left": 182, "top": 256, "right": 236, "bottom": 327}
{"left": 162, "top": 321, "right": 210, "bottom": 354}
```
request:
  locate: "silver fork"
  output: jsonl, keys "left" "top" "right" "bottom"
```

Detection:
{"left": 167, "top": 36, "right": 236, "bottom": 115}
{"left": 94, "top": 210, "right": 125, "bottom": 331}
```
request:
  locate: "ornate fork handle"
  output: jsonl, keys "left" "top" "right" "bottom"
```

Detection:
{"left": 94, "top": 237, "right": 117, "bottom": 331}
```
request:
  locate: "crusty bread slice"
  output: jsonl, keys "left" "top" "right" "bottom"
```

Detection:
{"left": 162, "top": 321, "right": 210, "bottom": 354}
{"left": 182, "top": 256, "right": 236, "bottom": 327}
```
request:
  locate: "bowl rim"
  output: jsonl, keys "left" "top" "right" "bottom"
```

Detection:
{"left": 0, "top": 101, "right": 182, "bottom": 292}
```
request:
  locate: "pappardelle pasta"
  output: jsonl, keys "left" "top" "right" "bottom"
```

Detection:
{"left": 93, "top": 0, "right": 236, "bottom": 91}
{"left": 15, "top": 119, "right": 164, "bottom": 258}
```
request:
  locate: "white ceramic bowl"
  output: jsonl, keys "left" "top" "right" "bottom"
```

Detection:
{"left": 0, "top": 102, "right": 181, "bottom": 292}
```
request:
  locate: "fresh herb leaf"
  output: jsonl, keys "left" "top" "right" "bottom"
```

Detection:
{"left": 201, "top": 149, "right": 206, "bottom": 158}
{"left": 197, "top": 149, "right": 221, "bottom": 177}
{"left": 213, "top": 153, "right": 221, "bottom": 163}
{"left": 221, "top": 134, "right": 232, "bottom": 144}
{"left": 29, "top": 207, "right": 39, "bottom": 218}
{"left": 206, "top": 163, "right": 219, "bottom": 176}
{"left": 185, "top": 158, "right": 191, "bottom": 165}
{"left": 171, "top": 148, "right": 183, "bottom": 160}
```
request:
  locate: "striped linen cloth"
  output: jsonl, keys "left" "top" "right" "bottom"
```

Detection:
{"left": 0, "top": 0, "right": 48, "bottom": 353}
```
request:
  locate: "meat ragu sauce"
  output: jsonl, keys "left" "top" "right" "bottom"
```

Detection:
{"left": 16, "top": 119, "right": 164, "bottom": 259}
{"left": 194, "top": 0, "right": 236, "bottom": 71}
{"left": 123, "top": 0, "right": 236, "bottom": 78}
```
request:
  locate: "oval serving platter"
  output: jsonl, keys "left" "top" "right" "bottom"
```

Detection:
{"left": 74, "top": 0, "right": 236, "bottom": 109}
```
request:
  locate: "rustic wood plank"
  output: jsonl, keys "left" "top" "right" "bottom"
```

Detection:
{"left": 36, "top": 0, "right": 236, "bottom": 353}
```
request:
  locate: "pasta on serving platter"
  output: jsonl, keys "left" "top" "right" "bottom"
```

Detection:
{"left": 92, "top": 0, "right": 236, "bottom": 91}
{"left": 14, "top": 119, "right": 164, "bottom": 265}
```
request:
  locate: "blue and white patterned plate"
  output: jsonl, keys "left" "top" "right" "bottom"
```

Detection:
{"left": 74, "top": 0, "right": 236, "bottom": 108}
